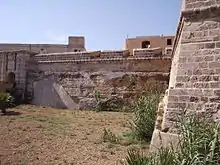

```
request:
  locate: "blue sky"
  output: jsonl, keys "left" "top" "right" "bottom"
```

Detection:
{"left": 0, "top": 0, "right": 181, "bottom": 50}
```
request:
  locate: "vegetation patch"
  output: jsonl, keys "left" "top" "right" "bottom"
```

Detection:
{"left": 0, "top": 93, "right": 15, "bottom": 113}
{"left": 93, "top": 90, "right": 125, "bottom": 112}
{"left": 129, "top": 90, "right": 161, "bottom": 142}
{"left": 123, "top": 116, "right": 220, "bottom": 165}
{"left": 102, "top": 128, "right": 122, "bottom": 144}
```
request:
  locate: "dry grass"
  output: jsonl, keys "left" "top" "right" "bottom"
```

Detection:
{"left": 0, "top": 105, "right": 149, "bottom": 165}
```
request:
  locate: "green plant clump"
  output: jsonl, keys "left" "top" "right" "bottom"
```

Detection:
{"left": 102, "top": 128, "right": 121, "bottom": 144}
{"left": 130, "top": 91, "right": 161, "bottom": 142}
{"left": 0, "top": 93, "right": 15, "bottom": 113}
{"left": 94, "top": 90, "right": 124, "bottom": 112}
{"left": 123, "top": 116, "right": 220, "bottom": 165}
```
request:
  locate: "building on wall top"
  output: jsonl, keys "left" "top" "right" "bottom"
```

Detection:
{"left": 0, "top": 36, "right": 86, "bottom": 54}
{"left": 67, "top": 36, "right": 85, "bottom": 52}
{"left": 124, "top": 35, "right": 175, "bottom": 55}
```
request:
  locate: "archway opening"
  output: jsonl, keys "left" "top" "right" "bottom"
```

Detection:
{"left": 142, "top": 41, "right": 151, "bottom": 48}
{"left": 6, "top": 72, "right": 16, "bottom": 84}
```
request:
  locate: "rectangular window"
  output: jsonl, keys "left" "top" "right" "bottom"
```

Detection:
{"left": 167, "top": 39, "right": 172, "bottom": 46}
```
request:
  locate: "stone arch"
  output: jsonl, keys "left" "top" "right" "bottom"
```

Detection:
{"left": 142, "top": 40, "right": 151, "bottom": 48}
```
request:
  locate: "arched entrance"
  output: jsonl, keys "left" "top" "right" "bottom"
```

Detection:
{"left": 142, "top": 41, "right": 151, "bottom": 48}
{"left": 6, "top": 72, "right": 16, "bottom": 84}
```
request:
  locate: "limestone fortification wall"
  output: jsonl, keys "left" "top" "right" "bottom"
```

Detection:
{"left": 150, "top": 0, "right": 220, "bottom": 152}
{"left": 0, "top": 47, "right": 171, "bottom": 109}
{"left": 30, "top": 49, "right": 171, "bottom": 109}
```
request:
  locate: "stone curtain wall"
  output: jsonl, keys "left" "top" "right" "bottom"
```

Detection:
{"left": 150, "top": 0, "right": 220, "bottom": 152}
{"left": 31, "top": 50, "right": 171, "bottom": 109}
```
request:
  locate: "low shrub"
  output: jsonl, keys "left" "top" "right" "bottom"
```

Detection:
{"left": 130, "top": 91, "right": 161, "bottom": 142}
{"left": 123, "top": 116, "right": 220, "bottom": 165}
{"left": 123, "top": 147, "right": 176, "bottom": 165}
{"left": 93, "top": 90, "right": 124, "bottom": 112}
{"left": 102, "top": 128, "right": 121, "bottom": 144}
{"left": 0, "top": 93, "right": 15, "bottom": 113}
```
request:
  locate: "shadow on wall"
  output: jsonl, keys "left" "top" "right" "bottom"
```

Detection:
{"left": 32, "top": 76, "right": 77, "bottom": 109}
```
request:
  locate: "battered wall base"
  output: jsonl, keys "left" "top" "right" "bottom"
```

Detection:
{"left": 149, "top": 129, "right": 180, "bottom": 153}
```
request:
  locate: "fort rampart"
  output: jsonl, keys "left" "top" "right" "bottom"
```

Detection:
{"left": 0, "top": 48, "right": 172, "bottom": 109}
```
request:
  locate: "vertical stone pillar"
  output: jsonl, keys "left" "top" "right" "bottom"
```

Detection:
{"left": 150, "top": 0, "right": 220, "bottom": 152}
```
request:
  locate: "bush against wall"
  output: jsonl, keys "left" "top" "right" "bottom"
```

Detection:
{"left": 93, "top": 90, "right": 125, "bottom": 112}
{"left": 130, "top": 90, "right": 161, "bottom": 142}
{"left": 0, "top": 93, "right": 15, "bottom": 113}
{"left": 123, "top": 116, "right": 220, "bottom": 165}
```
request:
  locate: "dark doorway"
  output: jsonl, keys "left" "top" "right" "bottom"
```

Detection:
{"left": 167, "top": 39, "right": 172, "bottom": 46}
{"left": 142, "top": 41, "right": 151, "bottom": 48}
{"left": 6, "top": 72, "right": 15, "bottom": 83}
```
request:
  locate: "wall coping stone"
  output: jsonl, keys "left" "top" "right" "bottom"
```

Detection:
{"left": 36, "top": 57, "right": 171, "bottom": 64}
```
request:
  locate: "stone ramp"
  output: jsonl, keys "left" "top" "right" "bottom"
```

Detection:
{"left": 53, "top": 83, "right": 79, "bottom": 109}
{"left": 32, "top": 76, "right": 78, "bottom": 109}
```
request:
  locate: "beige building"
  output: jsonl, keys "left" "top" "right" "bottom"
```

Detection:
{"left": 125, "top": 35, "right": 175, "bottom": 55}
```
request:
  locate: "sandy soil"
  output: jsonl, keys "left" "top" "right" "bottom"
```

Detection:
{"left": 0, "top": 105, "right": 148, "bottom": 165}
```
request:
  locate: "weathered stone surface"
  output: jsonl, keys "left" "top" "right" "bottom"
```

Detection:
{"left": 150, "top": 0, "right": 220, "bottom": 152}
{"left": 0, "top": 49, "right": 171, "bottom": 110}
{"left": 31, "top": 71, "right": 169, "bottom": 109}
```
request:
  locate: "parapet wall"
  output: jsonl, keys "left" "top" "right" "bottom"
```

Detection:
{"left": 34, "top": 49, "right": 171, "bottom": 63}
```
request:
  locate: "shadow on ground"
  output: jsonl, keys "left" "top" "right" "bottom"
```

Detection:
{"left": 0, "top": 110, "right": 22, "bottom": 116}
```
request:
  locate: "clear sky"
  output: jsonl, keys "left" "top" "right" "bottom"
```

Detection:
{"left": 0, "top": 0, "right": 181, "bottom": 50}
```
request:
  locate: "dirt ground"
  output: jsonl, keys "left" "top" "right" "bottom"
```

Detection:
{"left": 0, "top": 105, "right": 148, "bottom": 165}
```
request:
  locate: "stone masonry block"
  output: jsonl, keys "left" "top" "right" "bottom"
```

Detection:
{"left": 184, "top": 0, "right": 218, "bottom": 10}
{"left": 199, "top": 62, "right": 208, "bottom": 68}
{"left": 193, "top": 82, "right": 210, "bottom": 88}
{"left": 209, "top": 29, "right": 220, "bottom": 37}
{"left": 179, "top": 96, "right": 190, "bottom": 102}
{"left": 202, "top": 69, "right": 215, "bottom": 74}
{"left": 205, "top": 42, "right": 216, "bottom": 48}
{"left": 175, "top": 83, "right": 185, "bottom": 88}
{"left": 168, "top": 96, "right": 179, "bottom": 102}
{"left": 198, "top": 75, "right": 212, "bottom": 81}
{"left": 176, "top": 76, "right": 190, "bottom": 82}
{"left": 210, "top": 81, "right": 220, "bottom": 88}
{"left": 202, "top": 89, "right": 214, "bottom": 96}
{"left": 169, "top": 89, "right": 189, "bottom": 96}
{"left": 214, "top": 89, "right": 220, "bottom": 96}
{"left": 193, "top": 69, "right": 203, "bottom": 75}
{"left": 181, "top": 43, "right": 205, "bottom": 51}
{"left": 203, "top": 49, "right": 220, "bottom": 56}
{"left": 209, "top": 61, "right": 220, "bottom": 68}
{"left": 213, "top": 75, "right": 219, "bottom": 81}
{"left": 199, "top": 56, "right": 214, "bottom": 62}
{"left": 216, "top": 42, "right": 220, "bottom": 48}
